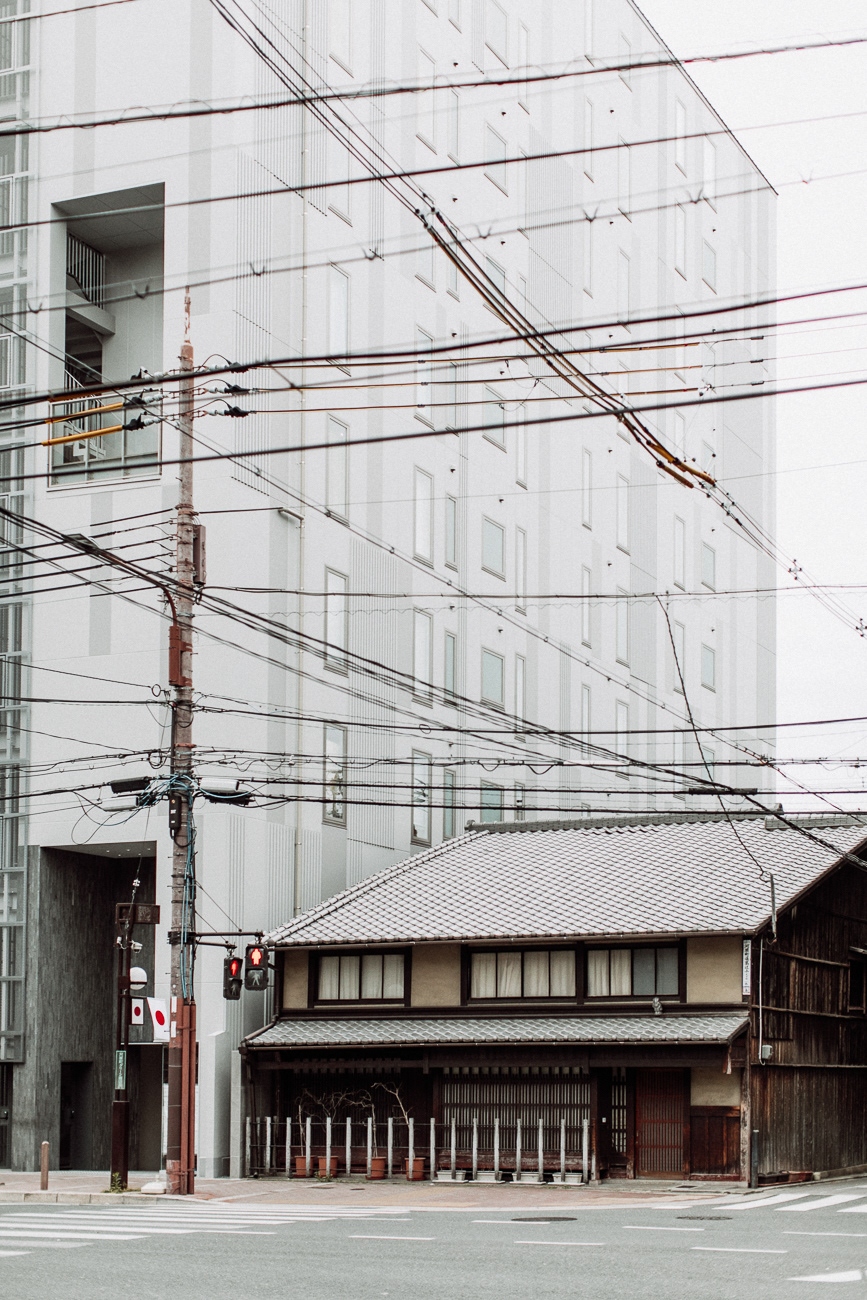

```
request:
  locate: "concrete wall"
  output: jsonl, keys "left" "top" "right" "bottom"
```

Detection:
{"left": 691, "top": 1067, "right": 742, "bottom": 1107}
{"left": 686, "top": 936, "right": 744, "bottom": 1004}
{"left": 410, "top": 945, "right": 462, "bottom": 1007}
{"left": 282, "top": 951, "right": 310, "bottom": 1009}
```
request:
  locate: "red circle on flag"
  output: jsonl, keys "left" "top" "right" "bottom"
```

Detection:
{"left": 155, "top": 1010, "right": 166, "bottom": 1026}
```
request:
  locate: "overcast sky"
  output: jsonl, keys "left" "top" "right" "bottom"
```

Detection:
{"left": 639, "top": 1, "right": 867, "bottom": 809}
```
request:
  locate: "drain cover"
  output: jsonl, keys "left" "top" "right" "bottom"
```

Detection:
{"left": 512, "top": 1217, "right": 577, "bottom": 1223}
{"left": 675, "top": 1206, "right": 733, "bottom": 1216}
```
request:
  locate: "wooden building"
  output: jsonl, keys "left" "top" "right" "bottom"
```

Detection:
{"left": 243, "top": 812, "right": 867, "bottom": 1181}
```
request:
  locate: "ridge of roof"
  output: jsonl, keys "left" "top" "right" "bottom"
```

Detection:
{"left": 470, "top": 811, "right": 867, "bottom": 835}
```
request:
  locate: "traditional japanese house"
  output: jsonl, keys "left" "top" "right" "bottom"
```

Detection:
{"left": 242, "top": 812, "right": 867, "bottom": 1181}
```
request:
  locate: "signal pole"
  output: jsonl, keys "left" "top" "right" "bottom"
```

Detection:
{"left": 166, "top": 298, "right": 197, "bottom": 1195}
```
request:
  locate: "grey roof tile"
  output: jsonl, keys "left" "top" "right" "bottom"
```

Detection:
{"left": 265, "top": 815, "right": 867, "bottom": 947}
{"left": 245, "top": 1013, "right": 748, "bottom": 1050}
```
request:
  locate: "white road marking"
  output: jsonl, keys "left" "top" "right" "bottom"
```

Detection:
{"left": 778, "top": 1194, "right": 867, "bottom": 1212}
{"left": 513, "top": 1240, "right": 604, "bottom": 1247}
{"left": 0, "top": 1250, "right": 29, "bottom": 1257}
{"left": 348, "top": 1235, "right": 434, "bottom": 1241}
{"left": 727, "top": 1192, "right": 812, "bottom": 1211}
{"left": 0, "top": 1230, "right": 145, "bottom": 1242}
{"left": 693, "top": 1247, "right": 787, "bottom": 1254}
{"left": 623, "top": 1226, "right": 704, "bottom": 1233}
{"left": 789, "top": 1270, "right": 863, "bottom": 1283}
{"left": 784, "top": 1232, "right": 867, "bottom": 1239}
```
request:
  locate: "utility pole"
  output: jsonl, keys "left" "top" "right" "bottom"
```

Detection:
{"left": 166, "top": 297, "right": 197, "bottom": 1195}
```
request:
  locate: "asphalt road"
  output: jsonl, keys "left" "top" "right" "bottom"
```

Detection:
{"left": 2, "top": 1182, "right": 867, "bottom": 1298}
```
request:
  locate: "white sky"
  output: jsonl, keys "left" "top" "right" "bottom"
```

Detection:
{"left": 639, "top": 1, "right": 867, "bottom": 809}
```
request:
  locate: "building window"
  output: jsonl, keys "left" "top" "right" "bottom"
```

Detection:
{"left": 481, "top": 648, "right": 504, "bottom": 706}
{"left": 324, "top": 569, "right": 348, "bottom": 669}
{"left": 701, "top": 643, "right": 716, "bottom": 691}
{"left": 587, "top": 947, "right": 679, "bottom": 998}
{"left": 848, "top": 956, "right": 867, "bottom": 1013}
{"left": 515, "top": 653, "right": 526, "bottom": 725}
{"left": 470, "top": 948, "right": 576, "bottom": 999}
{"left": 414, "top": 467, "right": 434, "bottom": 561}
{"left": 445, "top": 495, "right": 458, "bottom": 567}
{"left": 618, "top": 139, "right": 631, "bottom": 218}
{"left": 412, "top": 750, "right": 432, "bottom": 843}
{"left": 444, "top": 630, "right": 457, "bottom": 698}
{"left": 582, "top": 448, "right": 592, "bottom": 526}
{"left": 318, "top": 951, "right": 405, "bottom": 1002}
{"left": 615, "top": 700, "right": 629, "bottom": 775}
{"left": 417, "top": 234, "right": 436, "bottom": 288}
{"left": 329, "top": 266, "right": 350, "bottom": 362}
{"left": 703, "top": 137, "right": 717, "bottom": 207}
{"left": 485, "top": 0, "right": 508, "bottom": 65}
{"left": 413, "top": 610, "right": 432, "bottom": 698}
{"left": 329, "top": 0, "right": 352, "bottom": 70}
{"left": 517, "top": 22, "right": 529, "bottom": 109}
{"left": 415, "top": 327, "right": 434, "bottom": 422}
{"left": 702, "top": 241, "right": 717, "bottom": 292}
{"left": 514, "top": 783, "right": 526, "bottom": 820}
{"left": 672, "top": 620, "right": 685, "bottom": 692}
{"left": 323, "top": 724, "right": 346, "bottom": 824}
{"left": 701, "top": 542, "right": 716, "bottom": 590}
{"left": 617, "top": 250, "right": 631, "bottom": 325}
{"left": 675, "top": 206, "right": 687, "bottom": 278}
{"left": 327, "top": 137, "right": 352, "bottom": 222}
{"left": 675, "top": 100, "right": 687, "bottom": 173}
{"left": 583, "top": 98, "right": 594, "bottom": 179}
{"left": 443, "top": 768, "right": 457, "bottom": 838}
{"left": 583, "top": 216, "right": 593, "bottom": 294}
{"left": 616, "top": 475, "right": 629, "bottom": 551}
{"left": 581, "top": 566, "right": 592, "bottom": 646}
{"left": 515, "top": 527, "right": 527, "bottom": 610}
{"left": 619, "top": 31, "right": 632, "bottom": 88}
{"left": 674, "top": 516, "right": 686, "bottom": 588}
{"left": 417, "top": 48, "right": 436, "bottom": 150}
{"left": 326, "top": 416, "right": 349, "bottom": 519}
{"left": 480, "top": 781, "right": 504, "bottom": 823}
{"left": 615, "top": 590, "right": 629, "bottom": 665}
{"left": 482, "top": 517, "right": 505, "bottom": 576}
{"left": 484, "top": 387, "right": 506, "bottom": 447}
{"left": 449, "top": 0, "right": 461, "bottom": 27}
{"left": 515, "top": 412, "right": 527, "bottom": 485}
{"left": 581, "top": 683, "right": 591, "bottom": 739}
{"left": 448, "top": 88, "right": 460, "bottom": 161}
{"left": 484, "top": 125, "right": 508, "bottom": 193}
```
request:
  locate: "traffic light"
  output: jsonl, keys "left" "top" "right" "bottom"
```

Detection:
{"left": 223, "top": 954, "right": 242, "bottom": 1000}
{"left": 244, "top": 943, "right": 269, "bottom": 991}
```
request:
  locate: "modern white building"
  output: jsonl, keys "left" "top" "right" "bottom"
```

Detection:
{"left": 0, "top": 0, "right": 775, "bottom": 1174}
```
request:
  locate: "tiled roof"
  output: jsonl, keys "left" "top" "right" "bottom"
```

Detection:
{"left": 245, "top": 1013, "right": 748, "bottom": 1050}
{"left": 266, "top": 814, "right": 867, "bottom": 947}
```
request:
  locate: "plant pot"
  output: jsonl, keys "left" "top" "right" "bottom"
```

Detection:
{"left": 405, "top": 1157, "right": 426, "bottom": 1181}
{"left": 368, "top": 1156, "right": 386, "bottom": 1180}
{"left": 294, "top": 1156, "right": 311, "bottom": 1178}
{"left": 318, "top": 1156, "right": 338, "bottom": 1178}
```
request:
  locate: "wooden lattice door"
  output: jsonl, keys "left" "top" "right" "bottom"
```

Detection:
{"left": 634, "top": 1069, "right": 687, "bottom": 1177}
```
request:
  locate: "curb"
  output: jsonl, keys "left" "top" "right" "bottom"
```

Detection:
{"left": 0, "top": 1191, "right": 209, "bottom": 1205}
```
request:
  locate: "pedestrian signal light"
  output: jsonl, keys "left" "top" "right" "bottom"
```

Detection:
{"left": 223, "top": 954, "right": 243, "bottom": 1000}
{"left": 244, "top": 944, "right": 268, "bottom": 991}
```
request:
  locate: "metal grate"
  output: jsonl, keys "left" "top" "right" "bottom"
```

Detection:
{"left": 66, "top": 231, "right": 105, "bottom": 308}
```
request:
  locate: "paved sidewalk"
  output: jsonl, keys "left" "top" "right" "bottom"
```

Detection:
{"left": 0, "top": 1168, "right": 750, "bottom": 1206}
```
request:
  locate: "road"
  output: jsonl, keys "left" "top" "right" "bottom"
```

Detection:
{"left": 2, "top": 1181, "right": 867, "bottom": 1298}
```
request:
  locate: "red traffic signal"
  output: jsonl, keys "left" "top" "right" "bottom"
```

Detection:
{"left": 223, "top": 954, "right": 243, "bottom": 1000}
{"left": 244, "top": 944, "right": 269, "bottom": 991}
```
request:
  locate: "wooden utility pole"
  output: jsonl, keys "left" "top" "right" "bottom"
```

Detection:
{"left": 166, "top": 300, "right": 197, "bottom": 1195}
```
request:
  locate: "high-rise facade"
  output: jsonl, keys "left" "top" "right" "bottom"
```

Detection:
{"left": 0, "top": 0, "right": 774, "bottom": 1174}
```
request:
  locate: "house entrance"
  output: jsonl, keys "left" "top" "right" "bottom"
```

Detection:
{"left": 59, "top": 1062, "right": 93, "bottom": 1170}
{"left": 635, "top": 1069, "right": 687, "bottom": 1177}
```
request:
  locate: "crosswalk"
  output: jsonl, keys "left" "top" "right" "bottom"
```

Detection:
{"left": 699, "top": 1190, "right": 867, "bottom": 1215}
{"left": 0, "top": 1201, "right": 414, "bottom": 1260}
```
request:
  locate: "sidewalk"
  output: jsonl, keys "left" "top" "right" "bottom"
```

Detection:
{"left": 0, "top": 1169, "right": 749, "bottom": 1206}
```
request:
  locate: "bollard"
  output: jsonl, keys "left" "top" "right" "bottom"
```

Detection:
{"left": 408, "top": 1118, "right": 415, "bottom": 1180}
{"left": 40, "top": 1141, "right": 49, "bottom": 1192}
{"left": 387, "top": 1116, "right": 394, "bottom": 1179}
{"left": 516, "top": 1117, "right": 522, "bottom": 1182}
{"left": 450, "top": 1117, "right": 456, "bottom": 1181}
{"left": 346, "top": 1116, "right": 352, "bottom": 1178}
{"left": 560, "top": 1118, "right": 566, "bottom": 1184}
{"left": 581, "top": 1117, "right": 589, "bottom": 1185}
{"left": 493, "top": 1117, "right": 500, "bottom": 1181}
{"left": 305, "top": 1116, "right": 312, "bottom": 1178}
{"left": 537, "top": 1117, "right": 544, "bottom": 1183}
{"left": 264, "top": 1116, "right": 271, "bottom": 1176}
{"left": 430, "top": 1117, "right": 436, "bottom": 1181}
{"left": 285, "top": 1117, "right": 291, "bottom": 1178}
{"left": 471, "top": 1117, "right": 478, "bottom": 1181}
{"left": 366, "top": 1117, "right": 373, "bottom": 1178}
{"left": 750, "top": 1128, "right": 760, "bottom": 1190}
{"left": 325, "top": 1116, "right": 332, "bottom": 1178}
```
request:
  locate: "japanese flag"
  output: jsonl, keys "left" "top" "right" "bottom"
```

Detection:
{"left": 147, "top": 997, "right": 170, "bottom": 1042}
{"left": 130, "top": 999, "right": 144, "bottom": 1026}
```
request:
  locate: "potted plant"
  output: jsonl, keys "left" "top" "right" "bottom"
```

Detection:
{"left": 375, "top": 1083, "right": 425, "bottom": 1181}
{"left": 357, "top": 1092, "right": 385, "bottom": 1179}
